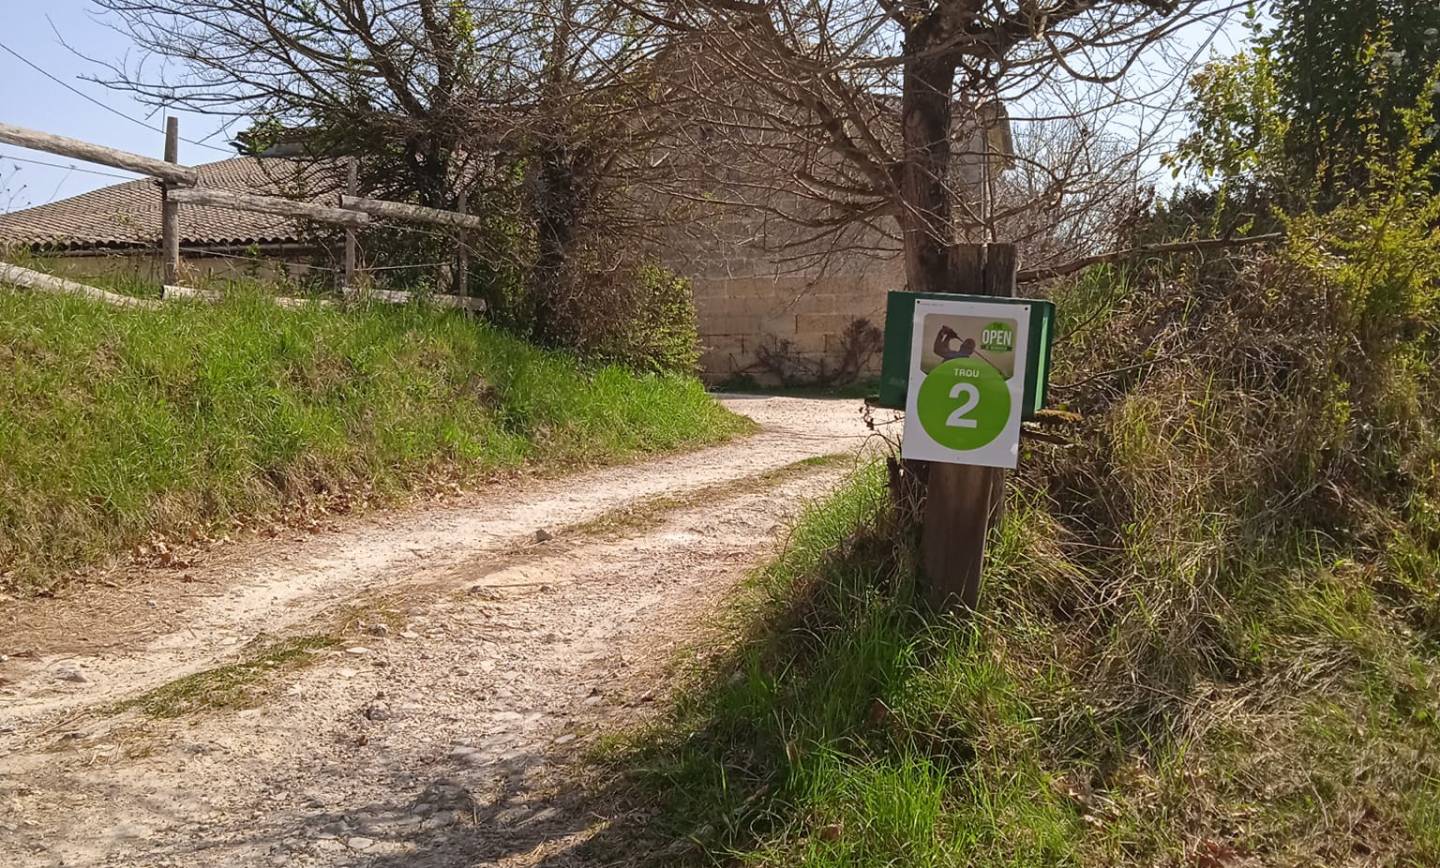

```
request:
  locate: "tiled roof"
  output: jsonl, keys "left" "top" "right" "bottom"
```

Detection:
{"left": 0, "top": 156, "right": 341, "bottom": 251}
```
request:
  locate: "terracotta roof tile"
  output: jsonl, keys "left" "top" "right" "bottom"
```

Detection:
{"left": 0, "top": 156, "right": 342, "bottom": 251}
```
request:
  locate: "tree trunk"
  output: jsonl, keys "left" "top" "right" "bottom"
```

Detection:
{"left": 898, "top": 49, "right": 959, "bottom": 293}
{"left": 530, "top": 141, "right": 574, "bottom": 339}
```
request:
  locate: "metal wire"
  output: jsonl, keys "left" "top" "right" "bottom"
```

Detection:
{"left": 359, "top": 260, "right": 450, "bottom": 272}
{"left": 0, "top": 40, "right": 234, "bottom": 155}
{"left": 0, "top": 151, "right": 141, "bottom": 181}
{"left": 191, "top": 247, "right": 339, "bottom": 272}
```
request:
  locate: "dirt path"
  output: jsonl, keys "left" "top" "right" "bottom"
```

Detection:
{"left": 0, "top": 395, "right": 891, "bottom": 867}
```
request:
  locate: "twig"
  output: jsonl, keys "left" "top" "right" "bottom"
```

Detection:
{"left": 1017, "top": 233, "right": 1285, "bottom": 284}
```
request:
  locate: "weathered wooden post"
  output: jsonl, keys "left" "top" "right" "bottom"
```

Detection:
{"left": 342, "top": 156, "right": 358, "bottom": 292}
{"left": 161, "top": 117, "right": 180, "bottom": 285}
{"left": 454, "top": 187, "right": 469, "bottom": 297}
{"left": 918, "top": 242, "right": 1018, "bottom": 613}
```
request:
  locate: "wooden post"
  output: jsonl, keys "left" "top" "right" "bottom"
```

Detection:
{"left": 161, "top": 117, "right": 180, "bottom": 286}
{"left": 342, "top": 157, "right": 358, "bottom": 292}
{"left": 453, "top": 188, "right": 469, "bottom": 297}
{"left": 918, "top": 242, "right": 1017, "bottom": 614}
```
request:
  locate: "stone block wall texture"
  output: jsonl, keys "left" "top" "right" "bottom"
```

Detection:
{"left": 679, "top": 247, "right": 903, "bottom": 385}
{"left": 659, "top": 122, "right": 1005, "bottom": 384}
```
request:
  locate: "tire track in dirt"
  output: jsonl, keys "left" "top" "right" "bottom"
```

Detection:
{"left": 0, "top": 396, "right": 876, "bottom": 726}
{"left": 0, "top": 395, "right": 894, "bottom": 867}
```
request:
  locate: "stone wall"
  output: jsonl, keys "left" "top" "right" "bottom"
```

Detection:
{"left": 689, "top": 257, "right": 902, "bottom": 385}
{"left": 665, "top": 109, "right": 1010, "bottom": 385}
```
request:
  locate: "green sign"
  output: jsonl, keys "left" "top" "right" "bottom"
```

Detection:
{"left": 981, "top": 321, "right": 1015, "bottom": 353}
{"left": 877, "top": 292, "right": 1055, "bottom": 421}
{"left": 916, "top": 357, "right": 1012, "bottom": 451}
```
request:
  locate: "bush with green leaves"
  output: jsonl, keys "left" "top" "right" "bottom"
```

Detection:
{"left": 525, "top": 245, "right": 702, "bottom": 376}
{"left": 1170, "top": 4, "right": 1440, "bottom": 207}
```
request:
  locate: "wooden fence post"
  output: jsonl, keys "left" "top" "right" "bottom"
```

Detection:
{"left": 161, "top": 117, "right": 180, "bottom": 285}
{"left": 918, "top": 242, "right": 1017, "bottom": 614}
{"left": 342, "top": 156, "right": 358, "bottom": 292}
{"left": 454, "top": 188, "right": 469, "bottom": 297}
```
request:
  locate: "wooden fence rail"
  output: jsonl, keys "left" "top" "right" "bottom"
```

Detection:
{"left": 163, "top": 284, "right": 486, "bottom": 312}
{"left": 344, "top": 287, "right": 487, "bottom": 311}
{"left": 0, "top": 120, "right": 478, "bottom": 287}
{"left": 339, "top": 195, "right": 487, "bottom": 232}
{"left": 0, "top": 121, "right": 198, "bottom": 187}
{"left": 0, "top": 262, "right": 162, "bottom": 310}
{"left": 161, "top": 284, "right": 334, "bottom": 309}
{"left": 167, "top": 186, "right": 372, "bottom": 229}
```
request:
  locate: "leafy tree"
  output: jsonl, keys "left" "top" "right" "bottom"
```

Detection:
{"left": 1174, "top": 2, "right": 1440, "bottom": 206}
{"left": 1167, "top": 14, "right": 1286, "bottom": 190}
{"left": 1268, "top": 0, "right": 1440, "bottom": 200}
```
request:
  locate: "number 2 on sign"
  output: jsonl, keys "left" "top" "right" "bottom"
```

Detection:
{"left": 947, "top": 382, "right": 980, "bottom": 429}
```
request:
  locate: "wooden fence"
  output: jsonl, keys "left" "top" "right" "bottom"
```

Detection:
{"left": 0, "top": 120, "right": 484, "bottom": 311}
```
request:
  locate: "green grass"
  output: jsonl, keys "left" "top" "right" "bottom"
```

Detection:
{"left": 592, "top": 467, "right": 1440, "bottom": 866}
{"left": 110, "top": 634, "right": 339, "bottom": 718}
{"left": 0, "top": 286, "right": 751, "bottom": 593}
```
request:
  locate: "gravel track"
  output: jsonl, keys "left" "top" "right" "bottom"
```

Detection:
{"left": 0, "top": 395, "right": 892, "bottom": 867}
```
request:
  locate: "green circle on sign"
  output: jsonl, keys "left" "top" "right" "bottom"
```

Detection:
{"left": 916, "top": 358, "right": 1011, "bottom": 451}
{"left": 981, "top": 321, "right": 1015, "bottom": 353}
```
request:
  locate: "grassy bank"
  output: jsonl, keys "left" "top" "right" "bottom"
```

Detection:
{"left": 592, "top": 195, "right": 1440, "bottom": 864}
{"left": 597, "top": 462, "right": 1440, "bottom": 866}
{"left": 0, "top": 287, "right": 749, "bottom": 593}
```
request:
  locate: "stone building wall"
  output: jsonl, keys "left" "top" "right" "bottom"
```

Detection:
{"left": 687, "top": 255, "right": 902, "bottom": 385}
{"left": 666, "top": 110, "right": 1011, "bottom": 385}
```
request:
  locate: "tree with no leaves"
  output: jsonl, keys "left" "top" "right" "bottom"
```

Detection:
{"left": 91, "top": 0, "right": 660, "bottom": 231}
{"left": 631, "top": 0, "right": 1245, "bottom": 292}
{"left": 91, "top": 0, "right": 691, "bottom": 358}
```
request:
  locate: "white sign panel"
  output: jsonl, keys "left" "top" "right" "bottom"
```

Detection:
{"left": 901, "top": 298, "right": 1031, "bottom": 469}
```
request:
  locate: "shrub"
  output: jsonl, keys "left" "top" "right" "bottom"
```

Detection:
{"left": 535, "top": 245, "right": 702, "bottom": 375}
{"left": 593, "top": 119, "right": 1440, "bottom": 868}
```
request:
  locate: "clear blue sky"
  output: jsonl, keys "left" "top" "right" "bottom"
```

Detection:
{"left": 0, "top": 1, "right": 240, "bottom": 213}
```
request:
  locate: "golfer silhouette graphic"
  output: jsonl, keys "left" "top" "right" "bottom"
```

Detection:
{"left": 933, "top": 325, "right": 976, "bottom": 361}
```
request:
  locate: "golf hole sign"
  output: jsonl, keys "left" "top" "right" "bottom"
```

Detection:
{"left": 902, "top": 298, "right": 1032, "bottom": 468}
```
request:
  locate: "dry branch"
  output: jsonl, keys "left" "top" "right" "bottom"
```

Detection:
{"left": 1017, "top": 233, "right": 1284, "bottom": 284}
{"left": 0, "top": 121, "right": 199, "bottom": 187}
{"left": 1, "top": 262, "right": 162, "bottom": 309}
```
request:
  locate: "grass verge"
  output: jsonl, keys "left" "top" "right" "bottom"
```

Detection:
{"left": 591, "top": 464, "right": 1440, "bottom": 866}
{"left": 0, "top": 286, "right": 751, "bottom": 593}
